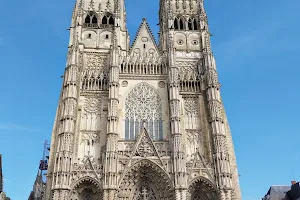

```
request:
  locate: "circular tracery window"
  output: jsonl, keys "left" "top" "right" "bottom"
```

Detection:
{"left": 192, "top": 40, "right": 199, "bottom": 45}
{"left": 125, "top": 83, "right": 162, "bottom": 120}
{"left": 177, "top": 39, "right": 184, "bottom": 45}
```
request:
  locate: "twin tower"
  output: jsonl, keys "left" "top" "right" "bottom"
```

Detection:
{"left": 45, "top": 0, "right": 242, "bottom": 199}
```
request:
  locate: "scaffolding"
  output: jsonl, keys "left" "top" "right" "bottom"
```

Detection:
{"left": 39, "top": 140, "right": 50, "bottom": 183}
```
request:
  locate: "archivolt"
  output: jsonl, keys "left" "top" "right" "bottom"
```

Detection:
{"left": 69, "top": 176, "right": 103, "bottom": 200}
{"left": 188, "top": 176, "right": 220, "bottom": 200}
{"left": 71, "top": 176, "right": 102, "bottom": 190}
{"left": 118, "top": 159, "right": 174, "bottom": 200}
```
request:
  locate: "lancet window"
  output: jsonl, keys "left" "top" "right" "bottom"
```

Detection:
{"left": 101, "top": 13, "right": 114, "bottom": 26}
{"left": 125, "top": 83, "right": 163, "bottom": 140}
{"left": 174, "top": 16, "right": 184, "bottom": 30}
{"left": 84, "top": 12, "right": 98, "bottom": 28}
{"left": 187, "top": 17, "right": 198, "bottom": 30}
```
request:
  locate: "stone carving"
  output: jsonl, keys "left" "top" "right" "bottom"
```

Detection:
{"left": 121, "top": 80, "right": 128, "bottom": 87}
{"left": 133, "top": 185, "right": 157, "bottom": 200}
{"left": 118, "top": 142, "right": 135, "bottom": 157}
{"left": 119, "top": 141, "right": 170, "bottom": 157}
{"left": 207, "top": 68, "right": 221, "bottom": 89}
{"left": 158, "top": 81, "right": 165, "bottom": 88}
{"left": 208, "top": 100, "right": 224, "bottom": 122}
{"left": 154, "top": 142, "right": 170, "bottom": 157}
{"left": 213, "top": 134, "right": 228, "bottom": 154}
{"left": 81, "top": 131, "right": 100, "bottom": 144}
{"left": 84, "top": 97, "right": 101, "bottom": 113}
{"left": 177, "top": 61, "right": 199, "bottom": 81}
{"left": 170, "top": 100, "right": 180, "bottom": 117}
{"left": 186, "top": 130, "right": 202, "bottom": 154}
{"left": 204, "top": 34, "right": 211, "bottom": 53}
{"left": 184, "top": 97, "right": 199, "bottom": 116}
{"left": 118, "top": 160, "right": 174, "bottom": 200}
{"left": 73, "top": 155, "right": 102, "bottom": 172}
{"left": 119, "top": 53, "right": 167, "bottom": 76}
{"left": 132, "top": 128, "right": 161, "bottom": 159}
{"left": 81, "top": 54, "right": 109, "bottom": 91}
{"left": 86, "top": 54, "right": 107, "bottom": 69}
{"left": 175, "top": 51, "right": 201, "bottom": 58}
{"left": 136, "top": 136, "right": 154, "bottom": 157}
{"left": 61, "top": 98, "right": 77, "bottom": 118}
{"left": 69, "top": 175, "right": 103, "bottom": 200}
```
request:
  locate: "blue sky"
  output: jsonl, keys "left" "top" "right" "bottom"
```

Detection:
{"left": 0, "top": 0, "right": 299, "bottom": 199}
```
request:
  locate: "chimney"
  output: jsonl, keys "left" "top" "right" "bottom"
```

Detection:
{"left": 291, "top": 181, "right": 297, "bottom": 185}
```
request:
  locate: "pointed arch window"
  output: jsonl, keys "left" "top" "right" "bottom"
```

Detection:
{"left": 84, "top": 12, "right": 98, "bottom": 28}
{"left": 174, "top": 16, "right": 185, "bottom": 30}
{"left": 125, "top": 83, "right": 163, "bottom": 140}
{"left": 101, "top": 13, "right": 114, "bottom": 26}
{"left": 187, "top": 17, "right": 198, "bottom": 30}
{"left": 174, "top": 18, "right": 179, "bottom": 30}
{"left": 179, "top": 18, "right": 184, "bottom": 29}
{"left": 102, "top": 16, "right": 108, "bottom": 24}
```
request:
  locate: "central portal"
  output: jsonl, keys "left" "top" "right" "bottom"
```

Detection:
{"left": 118, "top": 160, "right": 174, "bottom": 200}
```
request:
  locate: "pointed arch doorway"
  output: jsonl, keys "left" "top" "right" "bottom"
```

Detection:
{"left": 188, "top": 177, "right": 220, "bottom": 200}
{"left": 118, "top": 160, "right": 174, "bottom": 200}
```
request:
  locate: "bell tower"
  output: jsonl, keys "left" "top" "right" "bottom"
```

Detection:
{"left": 159, "top": 0, "right": 202, "bottom": 53}
{"left": 45, "top": 0, "right": 129, "bottom": 199}
{"left": 159, "top": 0, "right": 242, "bottom": 199}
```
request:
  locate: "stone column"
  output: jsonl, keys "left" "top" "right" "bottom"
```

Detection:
{"left": 204, "top": 52, "right": 233, "bottom": 199}
{"left": 52, "top": 37, "right": 80, "bottom": 199}
{"left": 103, "top": 7, "right": 120, "bottom": 198}
{"left": 167, "top": 31, "right": 187, "bottom": 199}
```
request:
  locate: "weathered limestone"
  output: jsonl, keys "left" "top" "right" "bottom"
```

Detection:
{"left": 44, "top": 0, "right": 242, "bottom": 199}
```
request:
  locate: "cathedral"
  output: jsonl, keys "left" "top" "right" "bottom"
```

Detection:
{"left": 44, "top": 0, "right": 242, "bottom": 199}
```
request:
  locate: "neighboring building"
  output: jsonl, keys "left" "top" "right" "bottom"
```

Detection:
{"left": 0, "top": 155, "right": 10, "bottom": 200}
{"left": 44, "top": 0, "right": 242, "bottom": 199}
{"left": 262, "top": 181, "right": 300, "bottom": 200}
{"left": 28, "top": 170, "right": 45, "bottom": 200}
{"left": 28, "top": 141, "right": 50, "bottom": 200}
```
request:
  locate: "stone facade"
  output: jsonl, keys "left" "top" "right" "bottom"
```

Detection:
{"left": 44, "top": 0, "right": 242, "bottom": 199}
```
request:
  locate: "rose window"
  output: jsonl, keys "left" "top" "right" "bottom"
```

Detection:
{"left": 125, "top": 83, "right": 163, "bottom": 140}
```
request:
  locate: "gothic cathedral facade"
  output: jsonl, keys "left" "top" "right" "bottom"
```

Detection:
{"left": 45, "top": 0, "right": 242, "bottom": 199}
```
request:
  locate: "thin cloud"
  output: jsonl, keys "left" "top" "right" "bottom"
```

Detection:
{"left": 215, "top": 20, "right": 284, "bottom": 57}
{"left": 0, "top": 123, "right": 33, "bottom": 131}
{"left": 3, "top": 178, "right": 10, "bottom": 182}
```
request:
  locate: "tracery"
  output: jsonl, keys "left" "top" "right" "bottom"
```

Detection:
{"left": 125, "top": 83, "right": 163, "bottom": 140}
{"left": 174, "top": 16, "right": 184, "bottom": 30}
{"left": 84, "top": 12, "right": 98, "bottom": 28}
{"left": 101, "top": 12, "right": 114, "bottom": 25}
